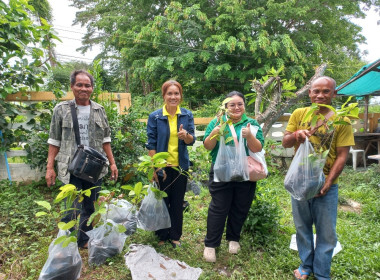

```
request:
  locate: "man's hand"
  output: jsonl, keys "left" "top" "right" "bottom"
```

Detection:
{"left": 294, "top": 129, "right": 311, "bottom": 143}
{"left": 315, "top": 182, "right": 332, "bottom": 197}
{"left": 45, "top": 168, "right": 56, "bottom": 187}
{"left": 110, "top": 163, "right": 118, "bottom": 181}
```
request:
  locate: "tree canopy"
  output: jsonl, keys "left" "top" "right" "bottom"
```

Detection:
{"left": 0, "top": 0, "right": 58, "bottom": 151}
{"left": 71, "top": 0, "right": 379, "bottom": 100}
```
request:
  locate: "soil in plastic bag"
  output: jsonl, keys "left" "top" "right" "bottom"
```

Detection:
{"left": 87, "top": 220, "right": 127, "bottom": 266}
{"left": 39, "top": 230, "right": 82, "bottom": 280}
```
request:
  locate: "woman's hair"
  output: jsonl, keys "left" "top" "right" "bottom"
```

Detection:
{"left": 70, "top": 70, "right": 94, "bottom": 87}
{"left": 161, "top": 80, "right": 183, "bottom": 99}
{"left": 225, "top": 91, "right": 246, "bottom": 106}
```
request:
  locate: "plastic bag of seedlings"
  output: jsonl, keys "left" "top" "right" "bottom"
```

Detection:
{"left": 186, "top": 180, "right": 201, "bottom": 195}
{"left": 39, "top": 230, "right": 82, "bottom": 280}
{"left": 137, "top": 185, "right": 171, "bottom": 231}
{"left": 284, "top": 138, "right": 326, "bottom": 201}
{"left": 213, "top": 132, "right": 248, "bottom": 182}
{"left": 87, "top": 219, "right": 127, "bottom": 266}
{"left": 122, "top": 211, "right": 138, "bottom": 236}
{"left": 101, "top": 199, "right": 134, "bottom": 224}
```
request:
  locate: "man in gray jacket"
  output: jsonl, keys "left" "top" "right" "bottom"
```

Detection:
{"left": 45, "top": 70, "right": 118, "bottom": 248}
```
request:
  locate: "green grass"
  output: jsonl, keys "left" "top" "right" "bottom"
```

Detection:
{"left": 0, "top": 165, "right": 379, "bottom": 279}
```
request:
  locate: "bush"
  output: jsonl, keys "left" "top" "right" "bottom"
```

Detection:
{"left": 188, "top": 145, "right": 211, "bottom": 185}
{"left": 106, "top": 108, "right": 148, "bottom": 186}
{"left": 243, "top": 177, "right": 282, "bottom": 245}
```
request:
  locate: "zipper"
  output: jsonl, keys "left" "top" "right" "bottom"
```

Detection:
{"left": 80, "top": 156, "right": 88, "bottom": 174}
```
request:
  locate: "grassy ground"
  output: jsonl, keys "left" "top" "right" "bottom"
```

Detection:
{"left": 0, "top": 165, "right": 379, "bottom": 279}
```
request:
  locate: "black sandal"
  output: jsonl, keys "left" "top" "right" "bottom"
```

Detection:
{"left": 171, "top": 240, "right": 182, "bottom": 248}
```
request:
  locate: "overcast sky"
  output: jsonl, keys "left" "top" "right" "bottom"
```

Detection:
{"left": 50, "top": 1, "right": 379, "bottom": 64}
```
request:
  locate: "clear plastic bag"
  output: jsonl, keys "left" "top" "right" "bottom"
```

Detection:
{"left": 122, "top": 211, "right": 137, "bottom": 236}
{"left": 101, "top": 199, "right": 134, "bottom": 224}
{"left": 186, "top": 179, "right": 201, "bottom": 195}
{"left": 137, "top": 185, "right": 171, "bottom": 231}
{"left": 284, "top": 138, "right": 326, "bottom": 201}
{"left": 87, "top": 219, "right": 127, "bottom": 266}
{"left": 39, "top": 230, "right": 82, "bottom": 280}
{"left": 213, "top": 131, "right": 248, "bottom": 182}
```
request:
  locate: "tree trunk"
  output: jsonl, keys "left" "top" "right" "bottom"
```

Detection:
{"left": 255, "top": 64, "right": 327, "bottom": 136}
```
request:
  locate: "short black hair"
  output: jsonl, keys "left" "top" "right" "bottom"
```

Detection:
{"left": 226, "top": 91, "right": 246, "bottom": 104}
{"left": 70, "top": 70, "right": 94, "bottom": 87}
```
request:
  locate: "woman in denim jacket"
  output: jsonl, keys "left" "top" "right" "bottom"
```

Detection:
{"left": 146, "top": 80, "right": 196, "bottom": 248}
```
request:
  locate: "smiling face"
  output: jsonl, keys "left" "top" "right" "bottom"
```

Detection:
{"left": 163, "top": 84, "right": 182, "bottom": 109}
{"left": 71, "top": 73, "right": 93, "bottom": 105}
{"left": 227, "top": 95, "right": 245, "bottom": 122}
{"left": 308, "top": 77, "right": 337, "bottom": 106}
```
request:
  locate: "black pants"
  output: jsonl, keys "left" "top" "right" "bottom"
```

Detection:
{"left": 155, "top": 167, "right": 187, "bottom": 241}
{"left": 61, "top": 175, "right": 101, "bottom": 247}
{"left": 204, "top": 166, "right": 256, "bottom": 248}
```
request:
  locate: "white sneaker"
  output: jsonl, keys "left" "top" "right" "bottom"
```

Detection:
{"left": 203, "top": 247, "right": 216, "bottom": 262}
{"left": 228, "top": 241, "right": 240, "bottom": 254}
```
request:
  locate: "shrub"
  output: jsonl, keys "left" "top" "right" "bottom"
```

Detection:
{"left": 243, "top": 177, "right": 282, "bottom": 245}
{"left": 106, "top": 108, "right": 148, "bottom": 186}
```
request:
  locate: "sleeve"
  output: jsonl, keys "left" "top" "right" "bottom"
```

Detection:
{"left": 203, "top": 118, "right": 218, "bottom": 141}
{"left": 102, "top": 108, "right": 112, "bottom": 143}
{"left": 47, "top": 105, "right": 62, "bottom": 147}
{"left": 186, "top": 110, "right": 196, "bottom": 145}
{"left": 336, "top": 117, "right": 355, "bottom": 147}
{"left": 249, "top": 119, "right": 265, "bottom": 147}
{"left": 285, "top": 108, "right": 302, "bottom": 133}
{"left": 146, "top": 113, "right": 157, "bottom": 150}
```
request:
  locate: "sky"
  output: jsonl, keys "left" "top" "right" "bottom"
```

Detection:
{"left": 51, "top": 1, "right": 379, "bottom": 64}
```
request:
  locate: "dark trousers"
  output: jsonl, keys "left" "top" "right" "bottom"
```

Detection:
{"left": 204, "top": 167, "right": 256, "bottom": 248}
{"left": 61, "top": 175, "right": 101, "bottom": 247}
{"left": 155, "top": 167, "right": 187, "bottom": 241}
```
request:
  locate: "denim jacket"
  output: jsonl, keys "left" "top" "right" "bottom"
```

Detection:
{"left": 48, "top": 100, "right": 111, "bottom": 184}
{"left": 146, "top": 107, "right": 196, "bottom": 170}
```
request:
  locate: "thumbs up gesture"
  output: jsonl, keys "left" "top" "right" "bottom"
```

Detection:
{"left": 178, "top": 124, "right": 188, "bottom": 140}
{"left": 242, "top": 123, "right": 254, "bottom": 139}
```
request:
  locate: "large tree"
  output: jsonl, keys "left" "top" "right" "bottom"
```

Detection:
{"left": 0, "top": 0, "right": 58, "bottom": 151}
{"left": 71, "top": 0, "right": 379, "bottom": 101}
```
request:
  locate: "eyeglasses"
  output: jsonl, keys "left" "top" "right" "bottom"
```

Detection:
{"left": 227, "top": 103, "right": 244, "bottom": 109}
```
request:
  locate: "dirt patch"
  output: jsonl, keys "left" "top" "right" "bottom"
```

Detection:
{"left": 339, "top": 199, "right": 361, "bottom": 213}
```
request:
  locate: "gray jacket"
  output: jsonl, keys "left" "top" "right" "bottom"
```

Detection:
{"left": 48, "top": 100, "right": 111, "bottom": 184}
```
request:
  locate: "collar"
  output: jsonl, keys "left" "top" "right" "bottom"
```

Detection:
{"left": 163, "top": 105, "right": 181, "bottom": 116}
{"left": 222, "top": 113, "right": 248, "bottom": 125}
{"left": 72, "top": 99, "right": 102, "bottom": 110}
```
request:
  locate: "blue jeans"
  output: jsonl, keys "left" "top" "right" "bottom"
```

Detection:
{"left": 291, "top": 184, "right": 338, "bottom": 280}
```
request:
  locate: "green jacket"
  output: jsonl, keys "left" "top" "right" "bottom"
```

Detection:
{"left": 204, "top": 114, "right": 265, "bottom": 163}
{"left": 48, "top": 100, "right": 111, "bottom": 184}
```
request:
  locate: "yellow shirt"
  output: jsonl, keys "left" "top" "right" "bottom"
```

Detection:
{"left": 163, "top": 105, "right": 181, "bottom": 166}
{"left": 286, "top": 107, "right": 355, "bottom": 183}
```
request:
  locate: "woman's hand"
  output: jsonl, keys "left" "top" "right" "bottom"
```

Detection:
{"left": 177, "top": 124, "right": 187, "bottom": 140}
{"left": 210, "top": 125, "right": 221, "bottom": 138}
{"left": 241, "top": 123, "right": 254, "bottom": 139}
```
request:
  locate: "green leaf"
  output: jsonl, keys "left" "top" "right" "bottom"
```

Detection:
{"left": 83, "top": 189, "right": 92, "bottom": 197}
{"left": 62, "top": 236, "right": 76, "bottom": 248}
{"left": 35, "top": 211, "right": 48, "bottom": 217}
{"left": 152, "top": 152, "right": 169, "bottom": 160}
{"left": 322, "top": 149, "right": 330, "bottom": 158}
{"left": 134, "top": 182, "right": 143, "bottom": 196}
{"left": 54, "top": 235, "right": 67, "bottom": 245}
{"left": 121, "top": 185, "right": 134, "bottom": 191}
{"left": 58, "top": 220, "right": 76, "bottom": 230}
{"left": 35, "top": 200, "right": 51, "bottom": 211}
{"left": 117, "top": 224, "right": 126, "bottom": 233}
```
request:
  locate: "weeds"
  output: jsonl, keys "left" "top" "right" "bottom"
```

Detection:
{"left": 0, "top": 165, "right": 379, "bottom": 279}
